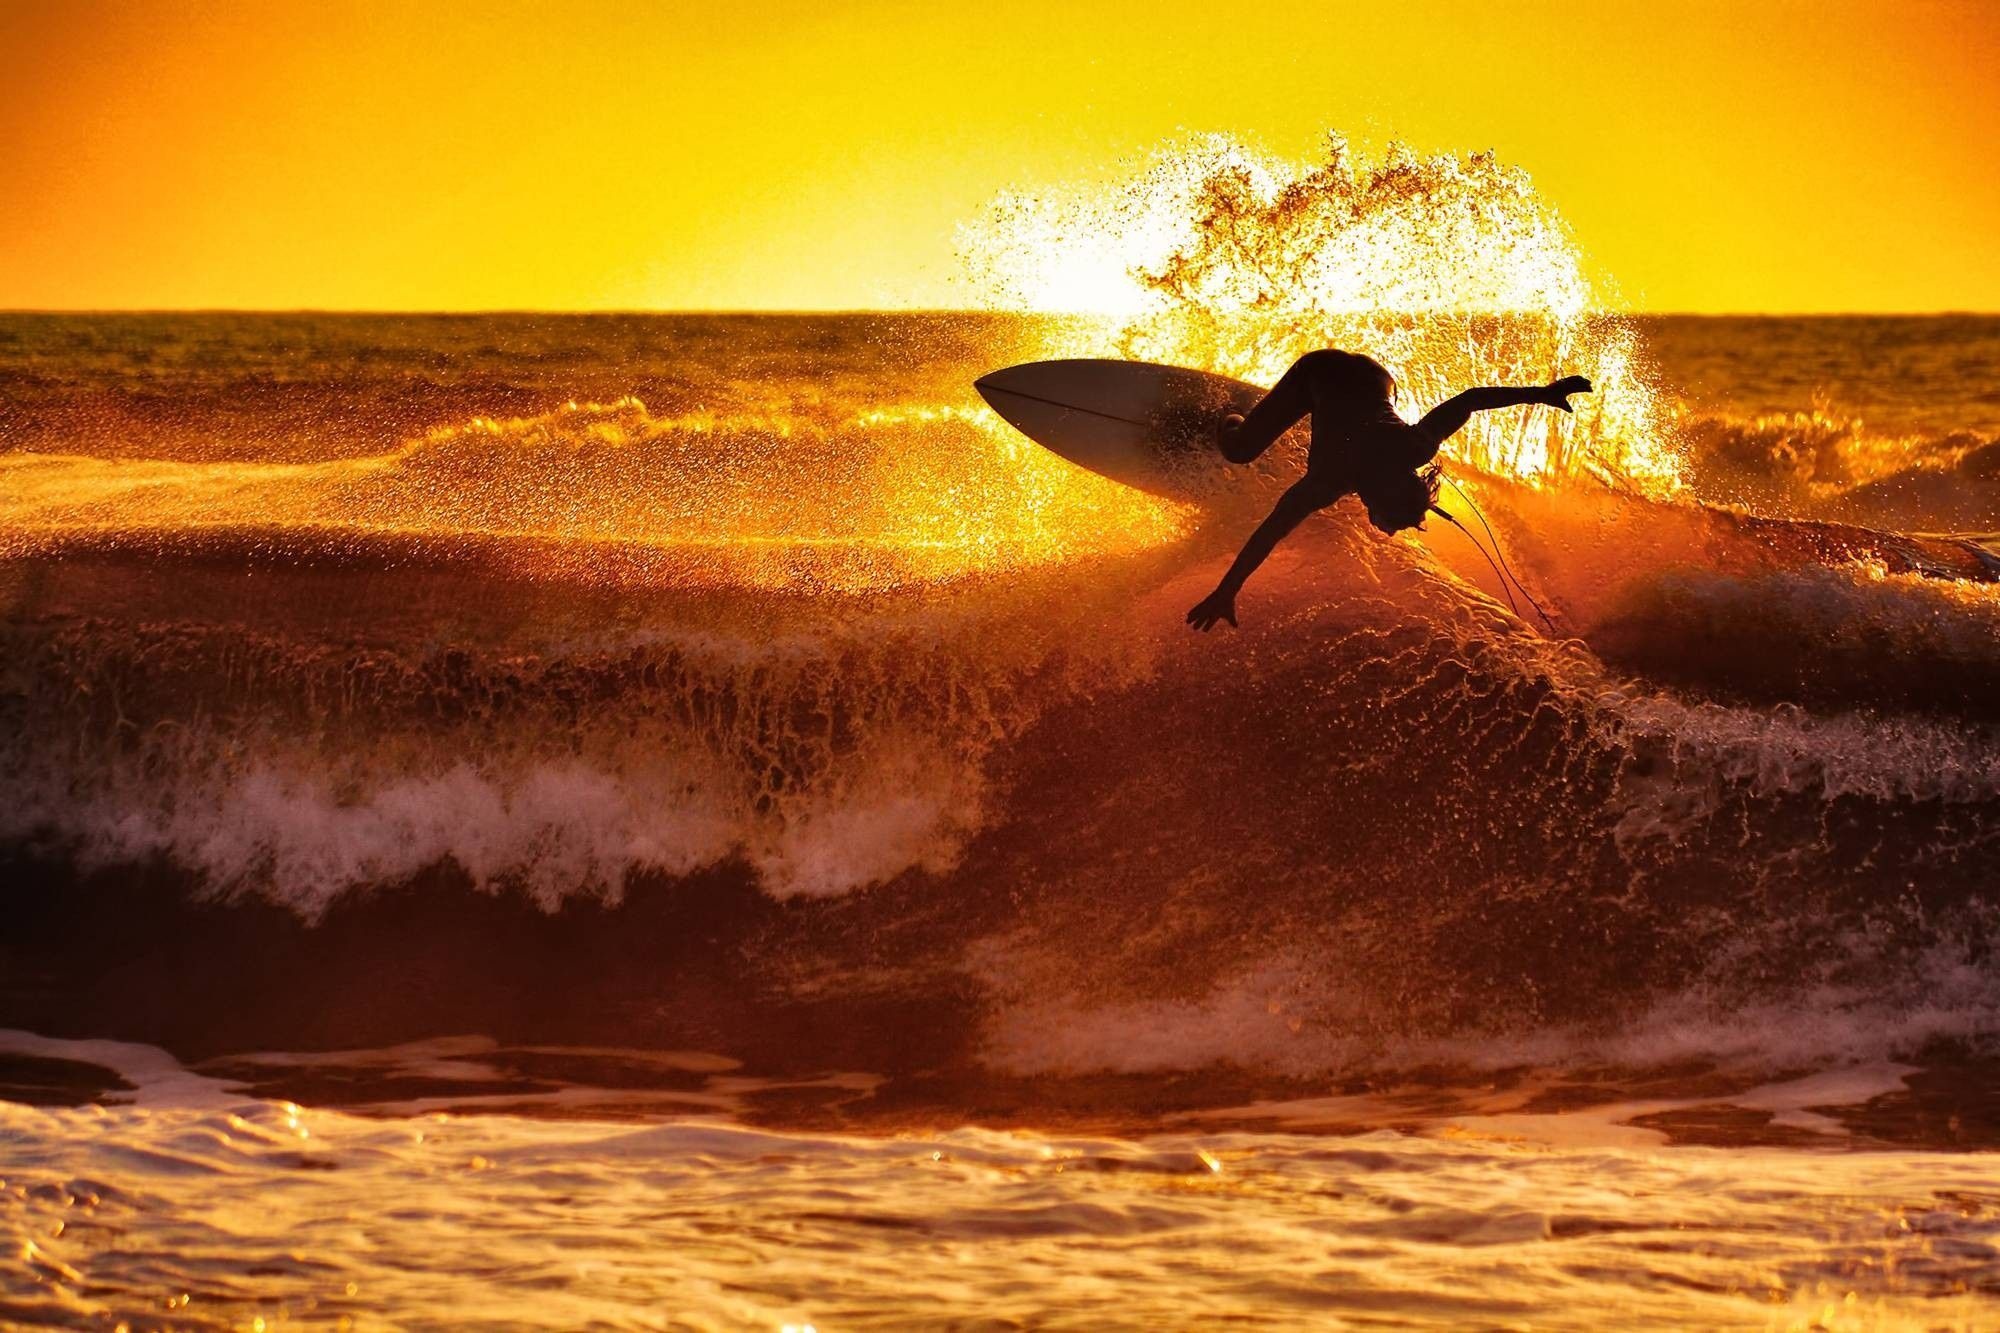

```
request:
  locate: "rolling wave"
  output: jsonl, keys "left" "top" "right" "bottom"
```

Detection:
{"left": 5, "top": 442, "right": 1997, "bottom": 1082}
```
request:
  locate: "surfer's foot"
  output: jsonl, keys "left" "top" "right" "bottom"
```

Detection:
{"left": 1186, "top": 588, "right": 1238, "bottom": 632}
{"left": 1542, "top": 375, "right": 1593, "bottom": 413}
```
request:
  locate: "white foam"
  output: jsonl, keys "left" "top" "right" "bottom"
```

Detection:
{"left": 2, "top": 726, "right": 988, "bottom": 914}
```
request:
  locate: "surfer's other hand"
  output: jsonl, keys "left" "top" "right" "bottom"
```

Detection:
{"left": 1543, "top": 375, "right": 1593, "bottom": 413}
{"left": 1217, "top": 412, "right": 1245, "bottom": 445}
{"left": 1186, "top": 588, "right": 1238, "bottom": 632}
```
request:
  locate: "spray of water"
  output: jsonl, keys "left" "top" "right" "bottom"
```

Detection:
{"left": 961, "top": 132, "right": 1679, "bottom": 491}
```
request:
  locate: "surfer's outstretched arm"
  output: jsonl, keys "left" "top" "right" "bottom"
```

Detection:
{"left": 1218, "top": 356, "right": 1316, "bottom": 464}
{"left": 1416, "top": 375, "right": 1592, "bottom": 445}
{"left": 1186, "top": 478, "right": 1337, "bottom": 631}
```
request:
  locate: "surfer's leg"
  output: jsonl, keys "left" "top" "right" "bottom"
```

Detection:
{"left": 1221, "top": 357, "right": 1314, "bottom": 463}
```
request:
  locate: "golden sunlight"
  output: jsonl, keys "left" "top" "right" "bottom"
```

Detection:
{"left": 2, "top": 0, "right": 1995, "bottom": 312}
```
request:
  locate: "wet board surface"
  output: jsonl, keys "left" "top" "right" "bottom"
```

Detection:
{"left": 974, "top": 359, "right": 1289, "bottom": 501}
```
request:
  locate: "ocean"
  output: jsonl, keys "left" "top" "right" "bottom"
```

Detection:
{"left": 2, "top": 309, "right": 1998, "bottom": 1328}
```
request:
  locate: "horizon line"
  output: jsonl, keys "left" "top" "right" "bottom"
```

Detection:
{"left": 3, "top": 306, "right": 1997, "bottom": 319}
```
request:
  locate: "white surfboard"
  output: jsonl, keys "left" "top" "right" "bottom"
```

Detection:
{"left": 974, "top": 359, "right": 1295, "bottom": 501}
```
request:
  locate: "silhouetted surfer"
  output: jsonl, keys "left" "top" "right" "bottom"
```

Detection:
{"left": 1186, "top": 350, "right": 1592, "bottom": 630}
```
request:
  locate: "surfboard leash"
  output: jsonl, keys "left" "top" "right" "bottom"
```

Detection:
{"left": 1426, "top": 469, "right": 1559, "bottom": 634}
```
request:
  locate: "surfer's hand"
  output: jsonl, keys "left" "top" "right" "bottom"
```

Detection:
{"left": 1217, "top": 412, "right": 1245, "bottom": 445}
{"left": 1186, "top": 588, "right": 1238, "bottom": 632}
{"left": 1542, "top": 375, "right": 1593, "bottom": 413}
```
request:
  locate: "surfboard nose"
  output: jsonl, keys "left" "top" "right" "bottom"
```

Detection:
{"left": 973, "top": 361, "right": 1052, "bottom": 403}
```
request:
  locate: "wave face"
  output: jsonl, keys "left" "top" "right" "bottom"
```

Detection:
{"left": 4, "top": 306, "right": 2000, "bottom": 1096}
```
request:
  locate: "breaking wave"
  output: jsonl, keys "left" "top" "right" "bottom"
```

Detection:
{"left": 4, "top": 134, "right": 1998, "bottom": 1091}
{"left": 6, "top": 472, "right": 1999, "bottom": 1085}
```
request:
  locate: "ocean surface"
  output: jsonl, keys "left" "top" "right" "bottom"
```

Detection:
{"left": 3, "top": 310, "right": 1999, "bottom": 1329}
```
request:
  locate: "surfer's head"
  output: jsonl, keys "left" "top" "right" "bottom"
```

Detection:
{"left": 1358, "top": 467, "right": 1433, "bottom": 534}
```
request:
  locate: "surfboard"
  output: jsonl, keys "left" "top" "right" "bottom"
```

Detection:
{"left": 974, "top": 359, "right": 1292, "bottom": 501}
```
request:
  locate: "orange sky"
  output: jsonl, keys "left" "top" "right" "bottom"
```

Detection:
{"left": 3, "top": 0, "right": 1996, "bottom": 312}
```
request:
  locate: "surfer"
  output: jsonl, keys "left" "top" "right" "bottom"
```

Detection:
{"left": 1185, "top": 350, "right": 1591, "bottom": 631}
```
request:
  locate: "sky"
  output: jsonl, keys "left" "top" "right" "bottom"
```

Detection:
{"left": 2, "top": 0, "right": 1996, "bottom": 312}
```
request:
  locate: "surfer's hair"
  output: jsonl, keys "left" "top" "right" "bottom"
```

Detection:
{"left": 1359, "top": 468, "right": 1433, "bottom": 534}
